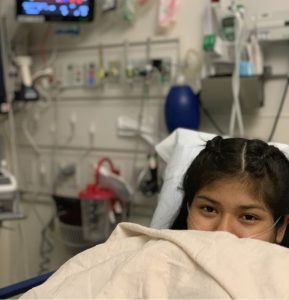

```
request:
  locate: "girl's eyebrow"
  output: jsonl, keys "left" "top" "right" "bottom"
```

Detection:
{"left": 195, "top": 195, "right": 219, "bottom": 205}
{"left": 238, "top": 205, "right": 267, "bottom": 211}
{"left": 196, "top": 195, "right": 267, "bottom": 212}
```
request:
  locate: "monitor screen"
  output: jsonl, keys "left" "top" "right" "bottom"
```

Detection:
{"left": 16, "top": 0, "right": 95, "bottom": 22}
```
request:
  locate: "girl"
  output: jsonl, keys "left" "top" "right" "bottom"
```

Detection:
{"left": 171, "top": 136, "right": 289, "bottom": 246}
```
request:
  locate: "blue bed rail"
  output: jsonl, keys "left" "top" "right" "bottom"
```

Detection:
{"left": 0, "top": 271, "right": 53, "bottom": 299}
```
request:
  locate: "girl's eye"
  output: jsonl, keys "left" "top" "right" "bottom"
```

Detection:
{"left": 241, "top": 214, "right": 258, "bottom": 222}
{"left": 200, "top": 206, "right": 217, "bottom": 214}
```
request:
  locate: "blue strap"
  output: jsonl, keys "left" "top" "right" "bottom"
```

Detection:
{"left": 0, "top": 271, "right": 54, "bottom": 299}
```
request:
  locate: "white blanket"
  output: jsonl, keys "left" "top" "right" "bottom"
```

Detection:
{"left": 21, "top": 222, "right": 289, "bottom": 299}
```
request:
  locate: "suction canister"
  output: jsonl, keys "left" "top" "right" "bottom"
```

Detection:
{"left": 79, "top": 158, "right": 118, "bottom": 242}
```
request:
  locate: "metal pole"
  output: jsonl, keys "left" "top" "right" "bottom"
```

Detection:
{"left": 29, "top": 38, "right": 180, "bottom": 55}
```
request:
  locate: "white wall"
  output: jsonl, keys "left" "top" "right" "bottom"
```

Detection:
{"left": 1, "top": 0, "right": 289, "bottom": 288}
{"left": 0, "top": 0, "right": 210, "bottom": 287}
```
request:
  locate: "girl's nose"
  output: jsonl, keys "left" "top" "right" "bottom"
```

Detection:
{"left": 216, "top": 215, "right": 237, "bottom": 235}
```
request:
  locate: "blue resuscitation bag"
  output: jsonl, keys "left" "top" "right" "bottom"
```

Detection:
{"left": 165, "top": 85, "right": 200, "bottom": 133}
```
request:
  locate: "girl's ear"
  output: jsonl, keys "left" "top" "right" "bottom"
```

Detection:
{"left": 276, "top": 215, "right": 289, "bottom": 244}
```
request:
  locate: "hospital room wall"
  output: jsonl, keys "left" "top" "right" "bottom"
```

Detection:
{"left": 0, "top": 0, "right": 208, "bottom": 287}
{"left": 1, "top": 0, "right": 289, "bottom": 287}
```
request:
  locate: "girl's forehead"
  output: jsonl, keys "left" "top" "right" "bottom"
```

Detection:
{"left": 196, "top": 177, "right": 268, "bottom": 208}
{"left": 199, "top": 177, "right": 250, "bottom": 191}
{"left": 201, "top": 176, "right": 263, "bottom": 194}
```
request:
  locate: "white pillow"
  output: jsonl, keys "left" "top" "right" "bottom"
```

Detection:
{"left": 150, "top": 128, "right": 289, "bottom": 229}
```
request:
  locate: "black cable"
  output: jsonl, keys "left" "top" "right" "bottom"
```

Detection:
{"left": 198, "top": 97, "right": 225, "bottom": 135}
{"left": 267, "top": 78, "right": 289, "bottom": 142}
{"left": 38, "top": 216, "right": 55, "bottom": 275}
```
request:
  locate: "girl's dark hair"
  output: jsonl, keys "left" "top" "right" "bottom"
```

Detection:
{"left": 170, "top": 136, "right": 289, "bottom": 247}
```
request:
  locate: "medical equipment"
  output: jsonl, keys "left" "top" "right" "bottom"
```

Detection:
{"left": 14, "top": 56, "right": 54, "bottom": 102}
{"left": 165, "top": 81, "right": 200, "bottom": 133}
{"left": 123, "top": 0, "right": 136, "bottom": 24}
{"left": 16, "top": 0, "right": 95, "bottom": 23}
{"left": 0, "top": 166, "right": 22, "bottom": 221}
{"left": 80, "top": 158, "right": 127, "bottom": 242}
{"left": 256, "top": 10, "right": 289, "bottom": 41}
{"left": 158, "top": 0, "right": 179, "bottom": 29}
{"left": 0, "top": 136, "right": 21, "bottom": 221}
{"left": 14, "top": 56, "right": 39, "bottom": 101}
{"left": 203, "top": 0, "right": 235, "bottom": 76}
{"left": 53, "top": 195, "right": 92, "bottom": 250}
{"left": 80, "top": 185, "right": 112, "bottom": 242}
{"left": 99, "top": 164, "right": 132, "bottom": 204}
{"left": 203, "top": 1, "right": 255, "bottom": 136}
{"left": 246, "top": 34, "right": 263, "bottom": 75}
{"left": 138, "top": 152, "right": 160, "bottom": 197}
{"left": 229, "top": 3, "right": 246, "bottom": 137}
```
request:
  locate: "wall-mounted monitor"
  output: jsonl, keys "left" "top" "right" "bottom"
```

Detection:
{"left": 16, "top": 0, "right": 95, "bottom": 23}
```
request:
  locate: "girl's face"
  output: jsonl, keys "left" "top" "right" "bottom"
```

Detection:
{"left": 187, "top": 178, "right": 286, "bottom": 243}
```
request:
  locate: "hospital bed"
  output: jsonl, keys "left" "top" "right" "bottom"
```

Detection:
{"left": 0, "top": 272, "right": 53, "bottom": 299}
{"left": 0, "top": 129, "right": 214, "bottom": 298}
{"left": 1, "top": 129, "right": 289, "bottom": 298}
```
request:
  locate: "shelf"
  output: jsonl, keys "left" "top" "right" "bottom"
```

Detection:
{"left": 201, "top": 76, "right": 264, "bottom": 113}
